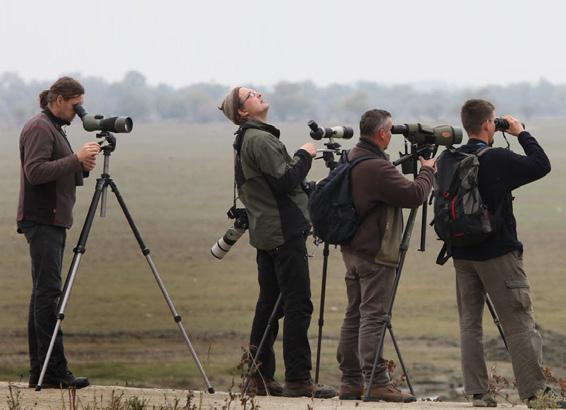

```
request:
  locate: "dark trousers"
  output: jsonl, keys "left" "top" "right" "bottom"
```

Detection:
{"left": 249, "top": 235, "right": 314, "bottom": 382}
{"left": 21, "top": 223, "right": 69, "bottom": 378}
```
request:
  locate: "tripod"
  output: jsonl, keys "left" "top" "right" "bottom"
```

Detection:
{"left": 36, "top": 132, "right": 214, "bottom": 393}
{"left": 313, "top": 142, "right": 341, "bottom": 384}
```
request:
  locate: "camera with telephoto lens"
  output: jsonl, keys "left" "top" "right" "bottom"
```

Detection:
{"left": 74, "top": 104, "right": 133, "bottom": 133}
{"left": 308, "top": 120, "right": 354, "bottom": 140}
{"left": 210, "top": 206, "right": 249, "bottom": 260}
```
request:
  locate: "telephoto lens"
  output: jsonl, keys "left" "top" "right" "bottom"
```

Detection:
{"left": 210, "top": 225, "right": 246, "bottom": 260}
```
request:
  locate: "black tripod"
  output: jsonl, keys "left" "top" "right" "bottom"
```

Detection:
{"left": 313, "top": 142, "right": 342, "bottom": 384}
{"left": 36, "top": 132, "right": 214, "bottom": 393}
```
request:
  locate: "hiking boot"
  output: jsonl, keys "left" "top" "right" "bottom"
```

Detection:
{"left": 473, "top": 393, "right": 497, "bottom": 407}
{"left": 283, "top": 379, "right": 337, "bottom": 398}
{"left": 527, "top": 387, "right": 566, "bottom": 409}
{"left": 363, "top": 383, "right": 416, "bottom": 402}
{"left": 35, "top": 370, "right": 90, "bottom": 389}
{"left": 339, "top": 384, "right": 363, "bottom": 400}
{"left": 246, "top": 377, "right": 283, "bottom": 396}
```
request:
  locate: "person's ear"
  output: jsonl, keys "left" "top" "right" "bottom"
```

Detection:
{"left": 238, "top": 107, "right": 248, "bottom": 119}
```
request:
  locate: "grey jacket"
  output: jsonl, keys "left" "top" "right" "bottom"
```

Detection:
{"left": 17, "top": 110, "right": 85, "bottom": 228}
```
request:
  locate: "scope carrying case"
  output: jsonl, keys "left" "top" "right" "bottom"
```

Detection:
{"left": 432, "top": 146, "right": 504, "bottom": 265}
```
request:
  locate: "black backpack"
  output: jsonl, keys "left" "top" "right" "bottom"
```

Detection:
{"left": 433, "top": 146, "right": 503, "bottom": 264}
{"left": 308, "top": 153, "right": 375, "bottom": 245}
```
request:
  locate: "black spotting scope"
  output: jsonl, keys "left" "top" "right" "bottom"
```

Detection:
{"left": 74, "top": 104, "right": 133, "bottom": 133}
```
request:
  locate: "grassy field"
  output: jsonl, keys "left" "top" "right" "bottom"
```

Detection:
{"left": 0, "top": 120, "right": 564, "bottom": 398}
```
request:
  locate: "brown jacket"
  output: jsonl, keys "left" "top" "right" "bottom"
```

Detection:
{"left": 17, "top": 111, "right": 84, "bottom": 228}
{"left": 341, "top": 139, "right": 434, "bottom": 266}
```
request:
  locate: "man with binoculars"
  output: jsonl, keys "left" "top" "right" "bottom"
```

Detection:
{"left": 219, "top": 86, "right": 336, "bottom": 398}
{"left": 17, "top": 76, "right": 100, "bottom": 389}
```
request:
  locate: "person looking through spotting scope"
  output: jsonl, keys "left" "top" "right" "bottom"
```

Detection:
{"left": 450, "top": 99, "right": 562, "bottom": 408}
{"left": 219, "top": 87, "right": 336, "bottom": 398}
{"left": 336, "top": 109, "right": 435, "bottom": 402}
{"left": 17, "top": 76, "right": 101, "bottom": 389}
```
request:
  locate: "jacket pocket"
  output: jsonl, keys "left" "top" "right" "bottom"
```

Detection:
{"left": 374, "top": 206, "right": 403, "bottom": 267}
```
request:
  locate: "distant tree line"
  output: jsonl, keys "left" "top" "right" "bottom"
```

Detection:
{"left": 1, "top": 70, "right": 565, "bottom": 129}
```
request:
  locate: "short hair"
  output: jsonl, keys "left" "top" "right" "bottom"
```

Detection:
{"left": 460, "top": 99, "right": 495, "bottom": 135}
{"left": 38, "top": 77, "right": 85, "bottom": 109}
{"left": 359, "top": 109, "right": 391, "bottom": 138}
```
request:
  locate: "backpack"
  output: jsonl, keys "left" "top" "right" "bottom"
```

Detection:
{"left": 433, "top": 146, "right": 503, "bottom": 265}
{"left": 308, "top": 153, "right": 375, "bottom": 245}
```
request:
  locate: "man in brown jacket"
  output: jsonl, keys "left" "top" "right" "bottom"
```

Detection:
{"left": 337, "top": 109, "right": 435, "bottom": 402}
{"left": 17, "top": 77, "right": 100, "bottom": 389}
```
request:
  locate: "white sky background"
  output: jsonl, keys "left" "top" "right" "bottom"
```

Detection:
{"left": 1, "top": 0, "right": 565, "bottom": 88}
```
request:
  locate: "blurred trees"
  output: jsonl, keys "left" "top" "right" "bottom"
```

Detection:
{"left": 1, "top": 71, "right": 566, "bottom": 129}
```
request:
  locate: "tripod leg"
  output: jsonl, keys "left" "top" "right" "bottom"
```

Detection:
{"left": 107, "top": 180, "right": 214, "bottom": 393}
{"left": 242, "top": 293, "right": 283, "bottom": 395}
{"left": 314, "top": 242, "right": 330, "bottom": 384}
{"left": 36, "top": 178, "right": 106, "bottom": 391}
{"left": 388, "top": 326, "right": 415, "bottom": 396}
{"left": 486, "top": 294, "right": 509, "bottom": 351}
{"left": 365, "top": 207, "right": 418, "bottom": 401}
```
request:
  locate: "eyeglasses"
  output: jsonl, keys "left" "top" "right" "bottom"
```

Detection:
{"left": 240, "top": 90, "right": 258, "bottom": 106}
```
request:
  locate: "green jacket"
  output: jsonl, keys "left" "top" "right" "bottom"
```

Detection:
{"left": 234, "top": 119, "right": 312, "bottom": 250}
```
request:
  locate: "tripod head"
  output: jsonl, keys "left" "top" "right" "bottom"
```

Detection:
{"left": 96, "top": 131, "right": 117, "bottom": 155}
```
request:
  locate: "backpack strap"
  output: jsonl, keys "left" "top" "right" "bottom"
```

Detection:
{"left": 436, "top": 242, "right": 452, "bottom": 265}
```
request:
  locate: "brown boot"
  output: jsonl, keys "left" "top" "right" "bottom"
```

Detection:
{"left": 246, "top": 377, "right": 283, "bottom": 396}
{"left": 364, "top": 383, "right": 416, "bottom": 402}
{"left": 339, "top": 384, "right": 363, "bottom": 400}
{"left": 283, "top": 379, "right": 337, "bottom": 398}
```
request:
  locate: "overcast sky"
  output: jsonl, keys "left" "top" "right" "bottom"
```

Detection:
{"left": 1, "top": 0, "right": 564, "bottom": 88}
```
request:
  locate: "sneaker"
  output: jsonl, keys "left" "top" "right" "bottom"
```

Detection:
{"left": 364, "top": 383, "right": 416, "bottom": 402}
{"left": 473, "top": 393, "right": 497, "bottom": 407}
{"left": 283, "top": 379, "right": 337, "bottom": 398}
{"left": 246, "top": 377, "right": 283, "bottom": 396}
{"left": 36, "top": 370, "right": 90, "bottom": 389}
{"left": 527, "top": 387, "right": 566, "bottom": 409}
{"left": 339, "top": 384, "right": 363, "bottom": 400}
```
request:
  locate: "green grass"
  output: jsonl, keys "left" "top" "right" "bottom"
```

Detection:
{"left": 1, "top": 120, "right": 564, "bottom": 393}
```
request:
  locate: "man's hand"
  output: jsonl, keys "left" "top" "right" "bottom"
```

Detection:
{"left": 300, "top": 142, "right": 317, "bottom": 158}
{"left": 77, "top": 142, "right": 100, "bottom": 171}
{"left": 502, "top": 115, "right": 525, "bottom": 136}
{"left": 419, "top": 156, "right": 436, "bottom": 170}
{"left": 81, "top": 156, "right": 97, "bottom": 171}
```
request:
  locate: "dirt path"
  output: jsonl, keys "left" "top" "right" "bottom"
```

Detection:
{"left": 1, "top": 382, "right": 527, "bottom": 409}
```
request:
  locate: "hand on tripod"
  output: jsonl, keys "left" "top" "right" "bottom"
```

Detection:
{"left": 300, "top": 142, "right": 317, "bottom": 157}
{"left": 418, "top": 156, "right": 436, "bottom": 170}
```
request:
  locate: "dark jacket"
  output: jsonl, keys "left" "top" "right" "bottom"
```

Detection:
{"left": 341, "top": 139, "right": 434, "bottom": 265}
{"left": 452, "top": 132, "right": 551, "bottom": 261}
{"left": 17, "top": 110, "right": 85, "bottom": 229}
{"left": 235, "top": 119, "right": 312, "bottom": 250}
